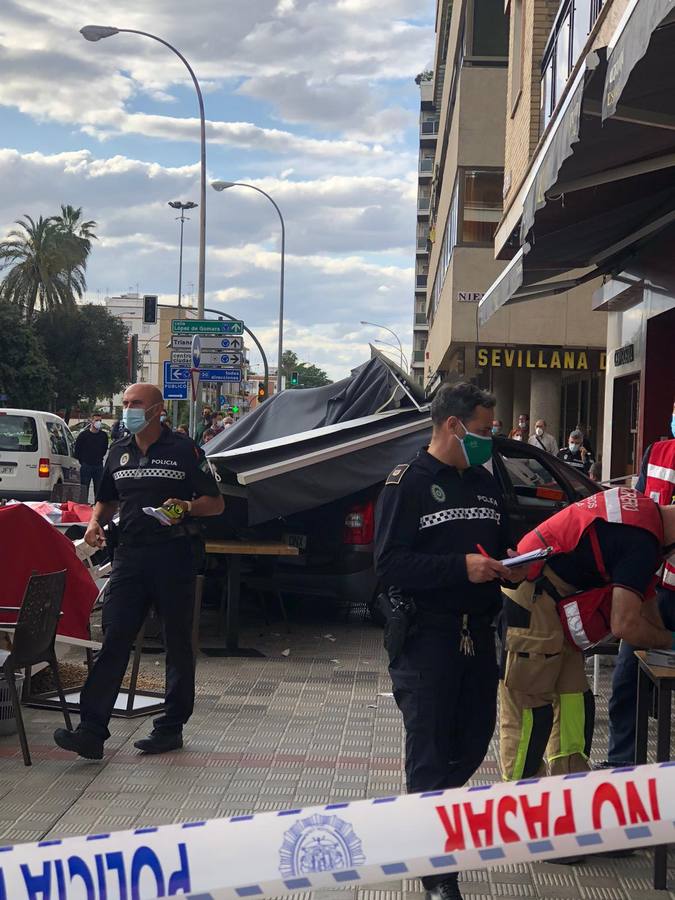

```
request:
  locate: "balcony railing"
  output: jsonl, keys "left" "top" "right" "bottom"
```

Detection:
{"left": 415, "top": 275, "right": 428, "bottom": 289}
{"left": 413, "top": 350, "right": 425, "bottom": 363}
{"left": 419, "top": 158, "right": 434, "bottom": 173}
{"left": 417, "top": 196, "right": 430, "bottom": 211}
{"left": 420, "top": 119, "right": 440, "bottom": 136}
{"left": 414, "top": 313, "right": 428, "bottom": 326}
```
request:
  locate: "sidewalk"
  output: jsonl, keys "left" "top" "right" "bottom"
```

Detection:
{"left": 0, "top": 607, "right": 673, "bottom": 899}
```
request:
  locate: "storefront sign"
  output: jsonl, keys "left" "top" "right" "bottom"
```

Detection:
{"left": 457, "top": 292, "right": 484, "bottom": 303}
{"left": 477, "top": 346, "right": 606, "bottom": 371}
{"left": 614, "top": 344, "right": 635, "bottom": 367}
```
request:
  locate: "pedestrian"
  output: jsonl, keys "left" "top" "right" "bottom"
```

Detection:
{"left": 588, "top": 461, "right": 603, "bottom": 483}
{"left": 491, "top": 418, "right": 505, "bottom": 437}
{"left": 212, "top": 413, "right": 225, "bottom": 432}
{"left": 557, "top": 428, "right": 593, "bottom": 473}
{"left": 598, "top": 401, "right": 675, "bottom": 768}
{"left": 110, "top": 417, "right": 127, "bottom": 441}
{"left": 576, "top": 422, "right": 594, "bottom": 456}
{"left": 222, "top": 416, "right": 234, "bottom": 428}
{"left": 508, "top": 426, "right": 524, "bottom": 441}
{"left": 54, "top": 382, "right": 224, "bottom": 760}
{"left": 194, "top": 406, "right": 213, "bottom": 445}
{"left": 73, "top": 413, "right": 108, "bottom": 499}
{"left": 175, "top": 425, "right": 189, "bottom": 436}
{"left": 159, "top": 408, "right": 171, "bottom": 430}
{"left": 499, "top": 487, "right": 675, "bottom": 782}
{"left": 528, "top": 418, "right": 558, "bottom": 454}
{"left": 201, "top": 427, "right": 217, "bottom": 445}
{"left": 517, "top": 413, "right": 530, "bottom": 442}
{"left": 374, "top": 382, "right": 526, "bottom": 900}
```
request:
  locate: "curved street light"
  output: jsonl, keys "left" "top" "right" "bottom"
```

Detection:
{"left": 360, "top": 319, "right": 404, "bottom": 369}
{"left": 80, "top": 25, "right": 207, "bottom": 317}
{"left": 212, "top": 180, "right": 285, "bottom": 393}
{"left": 168, "top": 200, "right": 197, "bottom": 309}
{"left": 374, "top": 339, "right": 410, "bottom": 370}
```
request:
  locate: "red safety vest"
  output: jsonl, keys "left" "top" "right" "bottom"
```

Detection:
{"left": 643, "top": 439, "right": 675, "bottom": 590}
{"left": 517, "top": 488, "right": 665, "bottom": 650}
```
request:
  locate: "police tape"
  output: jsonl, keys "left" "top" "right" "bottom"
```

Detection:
{"left": 1, "top": 762, "right": 674, "bottom": 900}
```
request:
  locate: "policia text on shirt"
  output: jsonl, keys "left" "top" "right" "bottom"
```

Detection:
{"left": 54, "top": 383, "right": 224, "bottom": 760}
{"left": 374, "top": 382, "right": 527, "bottom": 900}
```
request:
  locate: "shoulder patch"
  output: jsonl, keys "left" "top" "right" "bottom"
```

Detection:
{"left": 386, "top": 463, "right": 410, "bottom": 486}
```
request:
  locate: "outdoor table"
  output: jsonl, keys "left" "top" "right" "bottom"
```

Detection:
{"left": 204, "top": 540, "right": 299, "bottom": 656}
{"left": 634, "top": 650, "right": 675, "bottom": 890}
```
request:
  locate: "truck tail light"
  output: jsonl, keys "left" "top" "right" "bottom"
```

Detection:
{"left": 38, "top": 458, "right": 50, "bottom": 478}
{"left": 343, "top": 501, "right": 375, "bottom": 545}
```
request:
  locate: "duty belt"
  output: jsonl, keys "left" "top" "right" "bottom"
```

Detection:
{"left": 118, "top": 525, "right": 196, "bottom": 547}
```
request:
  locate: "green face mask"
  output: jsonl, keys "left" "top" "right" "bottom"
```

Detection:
{"left": 458, "top": 421, "right": 493, "bottom": 467}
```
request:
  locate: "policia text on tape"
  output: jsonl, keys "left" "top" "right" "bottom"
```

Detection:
{"left": 1, "top": 763, "right": 673, "bottom": 900}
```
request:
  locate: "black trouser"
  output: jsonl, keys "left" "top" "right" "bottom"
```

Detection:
{"left": 80, "top": 463, "right": 104, "bottom": 497}
{"left": 79, "top": 539, "right": 196, "bottom": 740}
{"left": 389, "top": 619, "right": 498, "bottom": 889}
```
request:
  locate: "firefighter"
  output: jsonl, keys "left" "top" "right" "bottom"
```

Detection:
{"left": 499, "top": 487, "right": 675, "bottom": 782}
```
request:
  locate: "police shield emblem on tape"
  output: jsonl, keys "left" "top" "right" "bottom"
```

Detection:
{"left": 279, "top": 814, "right": 365, "bottom": 877}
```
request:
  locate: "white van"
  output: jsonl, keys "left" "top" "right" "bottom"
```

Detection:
{"left": 0, "top": 409, "right": 80, "bottom": 501}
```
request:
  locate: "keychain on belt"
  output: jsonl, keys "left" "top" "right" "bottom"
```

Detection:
{"left": 460, "top": 614, "right": 475, "bottom": 656}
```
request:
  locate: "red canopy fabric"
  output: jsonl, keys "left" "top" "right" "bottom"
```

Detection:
{"left": 0, "top": 504, "right": 98, "bottom": 641}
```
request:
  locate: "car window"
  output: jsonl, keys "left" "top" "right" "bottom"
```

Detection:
{"left": 46, "top": 421, "right": 69, "bottom": 456}
{"left": 0, "top": 414, "right": 38, "bottom": 452}
{"left": 64, "top": 425, "right": 76, "bottom": 457}
{"left": 499, "top": 447, "right": 567, "bottom": 509}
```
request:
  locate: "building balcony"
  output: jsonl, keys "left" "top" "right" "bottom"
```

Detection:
{"left": 419, "top": 157, "right": 434, "bottom": 174}
{"left": 420, "top": 119, "right": 439, "bottom": 137}
{"left": 417, "top": 196, "right": 430, "bottom": 212}
{"left": 415, "top": 275, "right": 428, "bottom": 289}
{"left": 414, "top": 313, "right": 428, "bottom": 326}
{"left": 412, "top": 350, "right": 425, "bottom": 363}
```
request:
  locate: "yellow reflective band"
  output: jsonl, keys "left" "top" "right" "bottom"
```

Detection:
{"left": 510, "top": 707, "right": 534, "bottom": 781}
{"left": 549, "top": 692, "right": 588, "bottom": 761}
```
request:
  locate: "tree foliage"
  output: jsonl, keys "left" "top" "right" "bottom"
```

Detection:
{"left": 281, "top": 350, "right": 332, "bottom": 389}
{"left": 0, "top": 208, "right": 97, "bottom": 318}
{"left": 0, "top": 302, "right": 55, "bottom": 408}
{"left": 35, "top": 304, "right": 129, "bottom": 418}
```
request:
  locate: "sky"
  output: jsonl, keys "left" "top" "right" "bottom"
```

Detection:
{"left": 0, "top": 0, "right": 435, "bottom": 381}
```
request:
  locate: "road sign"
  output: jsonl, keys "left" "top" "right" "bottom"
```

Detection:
{"left": 163, "top": 383, "right": 188, "bottom": 400}
{"left": 172, "top": 319, "right": 244, "bottom": 335}
{"left": 192, "top": 335, "right": 201, "bottom": 369}
{"left": 171, "top": 335, "right": 244, "bottom": 351}
{"left": 171, "top": 350, "right": 244, "bottom": 368}
{"left": 196, "top": 368, "right": 242, "bottom": 383}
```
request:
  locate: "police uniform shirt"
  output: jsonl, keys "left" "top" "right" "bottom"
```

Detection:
{"left": 557, "top": 447, "right": 593, "bottom": 473}
{"left": 96, "top": 429, "right": 220, "bottom": 541}
{"left": 374, "top": 448, "right": 512, "bottom": 616}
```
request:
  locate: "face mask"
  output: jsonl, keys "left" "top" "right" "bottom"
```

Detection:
{"left": 491, "top": 426, "right": 499, "bottom": 435}
{"left": 518, "top": 421, "right": 527, "bottom": 430}
{"left": 123, "top": 408, "right": 148, "bottom": 434}
{"left": 160, "top": 414, "right": 167, "bottom": 423}
{"left": 671, "top": 415, "right": 675, "bottom": 439}
{"left": 457, "top": 421, "right": 493, "bottom": 466}
{"left": 92, "top": 421, "right": 102, "bottom": 430}
{"left": 535, "top": 427, "right": 544, "bottom": 437}
{"left": 513, "top": 434, "right": 522, "bottom": 441}
{"left": 569, "top": 442, "right": 580, "bottom": 454}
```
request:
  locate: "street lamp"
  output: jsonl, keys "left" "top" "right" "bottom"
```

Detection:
{"left": 374, "top": 339, "right": 410, "bottom": 370}
{"left": 168, "top": 201, "right": 197, "bottom": 309}
{"left": 360, "top": 320, "right": 404, "bottom": 369}
{"left": 211, "top": 180, "right": 285, "bottom": 393}
{"left": 80, "top": 25, "right": 208, "bottom": 317}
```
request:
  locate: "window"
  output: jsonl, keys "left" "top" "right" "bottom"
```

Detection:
{"left": 0, "top": 415, "right": 37, "bottom": 452}
{"left": 499, "top": 449, "right": 567, "bottom": 511}
{"left": 554, "top": 10, "right": 572, "bottom": 108}
{"left": 461, "top": 170, "right": 503, "bottom": 243}
{"left": 468, "top": 0, "right": 509, "bottom": 58}
{"left": 46, "top": 421, "right": 69, "bottom": 456}
{"left": 511, "top": 0, "right": 524, "bottom": 112}
{"left": 572, "top": 0, "right": 593, "bottom": 62}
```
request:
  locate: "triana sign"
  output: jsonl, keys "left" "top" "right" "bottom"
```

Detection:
{"left": 477, "top": 346, "right": 607, "bottom": 371}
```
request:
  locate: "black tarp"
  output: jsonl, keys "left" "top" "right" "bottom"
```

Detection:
{"left": 206, "top": 352, "right": 431, "bottom": 524}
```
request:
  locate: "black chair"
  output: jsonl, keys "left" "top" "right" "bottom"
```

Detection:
{"left": 0, "top": 570, "right": 72, "bottom": 766}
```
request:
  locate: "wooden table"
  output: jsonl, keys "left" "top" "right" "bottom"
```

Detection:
{"left": 634, "top": 650, "right": 675, "bottom": 890}
{"left": 204, "top": 540, "right": 299, "bottom": 656}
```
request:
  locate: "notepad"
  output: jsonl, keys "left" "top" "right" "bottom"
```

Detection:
{"left": 500, "top": 546, "right": 554, "bottom": 568}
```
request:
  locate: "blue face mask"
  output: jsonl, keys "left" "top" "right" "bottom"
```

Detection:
{"left": 671, "top": 415, "right": 675, "bottom": 439}
{"left": 123, "top": 408, "right": 149, "bottom": 434}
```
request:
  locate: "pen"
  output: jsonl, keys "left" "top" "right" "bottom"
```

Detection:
{"left": 476, "top": 543, "right": 490, "bottom": 558}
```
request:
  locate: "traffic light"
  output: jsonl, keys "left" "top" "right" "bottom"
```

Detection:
{"left": 143, "top": 294, "right": 158, "bottom": 324}
{"left": 257, "top": 384, "right": 267, "bottom": 402}
{"left": 127, "top": 334, "right": 139, "bottom": 381}
{"left": 231, "top": 405, "right": 240, "bottom": 414}
{"left": 290, "top": 371, "right": 299, "bottom": 386}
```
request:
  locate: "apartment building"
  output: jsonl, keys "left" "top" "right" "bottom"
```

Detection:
{"left": 420, "top": 0, "right": 606, "bottom": 447}
{"left": 479, "top": 0, "right": 675, "bottom": 478}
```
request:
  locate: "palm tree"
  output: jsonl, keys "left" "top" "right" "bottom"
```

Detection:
{"left": 0, "top": 213, "right": 92, "bottom": 318}
{"left": 52, "top": 204, "right": 97, "bottom": 296}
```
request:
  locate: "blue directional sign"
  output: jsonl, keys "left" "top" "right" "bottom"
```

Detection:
{"left": 198, "top": 367, "right": 242, "bottom": 383}
{"left": 169, "top": 365, "right": 192, "bottom": 381}
{"left": 162, "top": 361, "right": 188, "bottom": 400}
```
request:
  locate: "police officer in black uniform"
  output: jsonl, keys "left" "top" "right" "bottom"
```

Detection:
{"left": 375, "top": 382, "right": 524, "bottom": 900}
{"left": 55, "top": 383, "right": 224, "bottom": 759}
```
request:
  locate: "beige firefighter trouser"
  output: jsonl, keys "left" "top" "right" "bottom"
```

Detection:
{"left": 499, "top": 572, "right": 592, "bottom": 781}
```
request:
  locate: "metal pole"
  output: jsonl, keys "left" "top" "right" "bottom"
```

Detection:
{"left": 277, "top": 214, "right": 285, "bottom": 394}
{"left": 361, "top": 320, "right": 404, "bottom": 368}
{"left": 178, "top": 211, "right": 185, "bottom": 309}
{"left": 109, "top": 29, "right": 207, "bottom": 316}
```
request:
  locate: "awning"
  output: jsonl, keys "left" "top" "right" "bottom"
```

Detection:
{"left": 480, "top": 0, "right": 675, "bottom": 324}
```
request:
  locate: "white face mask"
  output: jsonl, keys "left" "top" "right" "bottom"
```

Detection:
{"left": 535, "top": 427, "right": 544, "bottom": 437}
{"left": 92, "top": 420, "right": 102, "bottom": 430}
{"left": 569, "top": 442, "right": 580, "bottom": 453}
{"left": 513, "top": 434, "right": 522, "bottom": 441}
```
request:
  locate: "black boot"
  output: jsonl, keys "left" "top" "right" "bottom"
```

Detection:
{"left": 54, "top": 727, "right": 104, "bottom": 760}
{"left": 426, "top": 874, "right": 462, "bottom": 900}
{"left": 133, "top": 730, "right": 183, "bottom": 754}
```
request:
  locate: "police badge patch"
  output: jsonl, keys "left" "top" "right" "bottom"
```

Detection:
{"left": 279, "top": 813, "right": 365, "bottom": 878}
{"left": 431, "top": 484, "right": 446, "bottom": 503}
{"left": 120, "top": 452, "right": 130, "bottom": 467}
{"left": 386, "top": 463, "right": 409, "bottom": 486}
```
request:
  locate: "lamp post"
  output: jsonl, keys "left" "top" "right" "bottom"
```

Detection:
{"left": 80, "top": 25, "right": 207, "bottom": 317}
{"left": 374, "top": 339, "right": 410, "bottom": 370}
{"left": 360, "top": 320, "right": 404, "bottom": 369}
{"left": 211, "top": 180, "right": 285, "bottom": 393}
{"left": 168, "top": 201, "right": 197, "bottom": 309}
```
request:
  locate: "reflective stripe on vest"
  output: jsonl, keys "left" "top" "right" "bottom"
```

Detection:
{"left": 644, "top": 441, "right": 675, "bottom": 505}
{"left": 561, "top": 599, "right": 593, "bottom": 651}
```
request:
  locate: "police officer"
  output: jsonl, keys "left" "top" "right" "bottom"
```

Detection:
{"left": 500, "top": 488, "right": 675, "bottom": 782}
{"left": 54, "top": 383, "right": 224, "bottom": 759}
{"left": 375, "top": 382, "right": 523, "bottom": 900}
